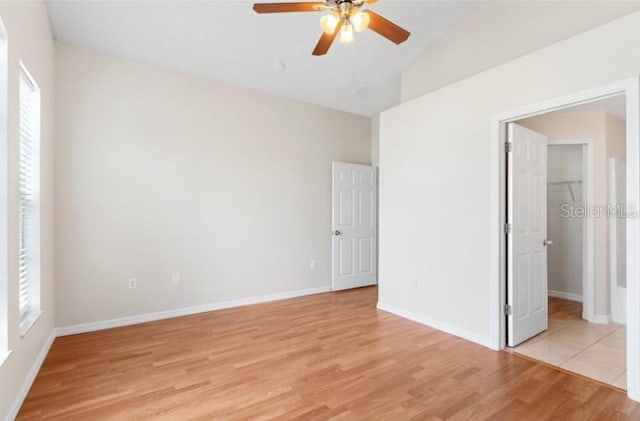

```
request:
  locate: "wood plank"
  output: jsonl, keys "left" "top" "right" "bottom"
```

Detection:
{"left": 17, "top": 287, "right": 638, "bottom": 419}
{"left": 549, "top": 296, "right": 583, "bottom": 320}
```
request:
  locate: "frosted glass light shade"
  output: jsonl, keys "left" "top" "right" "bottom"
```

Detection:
{"left": 339, "top": 22, "right": 355, "bottom": 44}
{"left": 351, "top": 11, "right": 370, "bottom": 32}
{"left": 320, "top": 13, "right": 340, "bottom": 34}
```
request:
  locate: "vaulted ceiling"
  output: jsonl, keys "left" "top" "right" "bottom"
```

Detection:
{"left": 45, "top": 0, "right": 479, "bottom": 116}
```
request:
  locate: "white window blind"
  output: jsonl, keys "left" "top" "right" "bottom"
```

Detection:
{"left": 18, "top": 64, "right": 40, "bottom": 328}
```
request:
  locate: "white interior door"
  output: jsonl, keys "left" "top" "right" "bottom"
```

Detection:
{"left": 332, "top": 162, "right": 377, "bottom": 291}
{"left": 508, "top": 123, "right": 548, "bottom": 347}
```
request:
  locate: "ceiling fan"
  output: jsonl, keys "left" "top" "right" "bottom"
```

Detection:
{"left": 253, "top": 0, "right": 411, "bottom": 56}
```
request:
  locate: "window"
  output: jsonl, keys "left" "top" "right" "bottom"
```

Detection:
{"left": 18, "top": 63, "right": 41, "bottom": 335}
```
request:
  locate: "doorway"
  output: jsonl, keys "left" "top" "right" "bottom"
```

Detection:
{"left": 546, "top": 143, "right": 586, "bottom": 311}
{"left": 506, "top": 109, "right": 628, "bottom": 387}
{"left": 490, "top": 78, "right": 640, "bottom": 400}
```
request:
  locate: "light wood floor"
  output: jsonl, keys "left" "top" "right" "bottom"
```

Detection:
{"left": 548, "top": 296, "right": 583, "bottom": 320}
{"left": 19, "top": 287, "right": 640, "bottom": 420}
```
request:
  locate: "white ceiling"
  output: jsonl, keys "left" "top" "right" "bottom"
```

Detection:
{"left": 45, "top": 0, "right": 479, "bottom": 117}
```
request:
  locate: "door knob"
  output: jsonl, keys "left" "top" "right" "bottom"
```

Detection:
{"left": 333, "top": 230, "right": 342, "bottom": 236}
{"left": 543, "top": 239, "right": 554, "bottom": 247}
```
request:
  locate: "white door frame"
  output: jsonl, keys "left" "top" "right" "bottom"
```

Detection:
{"left": 546, "top": 138, "right": 595, "bottom": 323}
{"left": 489, "top": 77, "right": 640, "bottom": 401}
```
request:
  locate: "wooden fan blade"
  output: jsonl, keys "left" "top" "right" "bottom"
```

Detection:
{"left": 253, "top": 2, "right": 326, "bottom": 13}
{"left": 363, "top": 0, "right": 378, "bottom": 3}
{"left": 365, "top": 10, "right": 410, "bottom": 44}
{"left": 312, "top": 20, "right": 343, "bottom": 56}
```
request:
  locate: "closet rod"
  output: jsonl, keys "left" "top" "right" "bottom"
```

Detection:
{"left": 547, "top": 180, "right": 582, "bottom": 185}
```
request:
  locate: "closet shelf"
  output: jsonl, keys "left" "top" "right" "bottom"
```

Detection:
{"left": 547, "top": 180, "right": 582, "bottom": 202}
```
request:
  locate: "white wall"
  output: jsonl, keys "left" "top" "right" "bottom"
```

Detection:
{"left": 606, "top": 114, "right": 627, "bottom": 294}
{"left": 379, "top": 11, "right": 640, "bottom": 344}
{"left": 607, "top": 114, "right": 627, "bottom": 160}
{"left": 54, "top": 43, "right": 371, "bottom": 327}
{"left": 0, "top": 1, "right": 55, "bottom": 418}
{"left": 371, "top": 115, "right": 380, "bottom": 167}
{"left": 401, "top": 1, "right": 640, "bottom": 102}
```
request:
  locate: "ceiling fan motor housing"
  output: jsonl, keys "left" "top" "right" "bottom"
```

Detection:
{"left": 330, "top": 0, "right": 363, "bottom": 17}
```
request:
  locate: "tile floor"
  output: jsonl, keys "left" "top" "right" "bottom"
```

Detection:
{"left": 511, "top": 300, "right": 626, "bottom": 389}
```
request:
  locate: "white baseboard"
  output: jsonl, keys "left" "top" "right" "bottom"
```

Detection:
{"left": 548, "top": 290, "right": 583, "bottom": 303}
{"left": 376, "top": 301, "right": 493, "bottom": 349}
{"left": 590, "top": 314, "right": 613, "bottom": 324}
{"left": 57, "top": 286, "right": 332, "bottom": 336}
{"left": 5, "top": 330, "right": 56, "bottom": 421}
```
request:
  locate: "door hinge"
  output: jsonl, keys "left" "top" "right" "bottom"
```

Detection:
{"left": 504, "top": 223, "right": 512, "bottom": 235}
{"left": 505, "top": 142, "right": 513, "bottom": 153}
{"left": 504, "top": 304, "right": 513, "bottom": 316}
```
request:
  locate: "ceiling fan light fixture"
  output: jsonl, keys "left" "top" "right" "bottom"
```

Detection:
{"left": 339, "top": 21, "right": 355, "bottom": 44}
{"left": 253, "top": 1, "right": 411, "bottom": 55}
{"left": 320, "top": 13, "right": 340, "bottom": 34}
{"left": 351, "top": 11, "right": 370, "bottom": 32}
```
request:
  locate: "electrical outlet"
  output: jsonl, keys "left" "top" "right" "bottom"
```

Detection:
{"left": 310, "top": 260, "right": 317, "bottom": 271}
{"left": 171, "top": 272, "right": 181, "bottom": 285}
{"left": 128, "top": 278, "right": 137, "bottom": 289}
